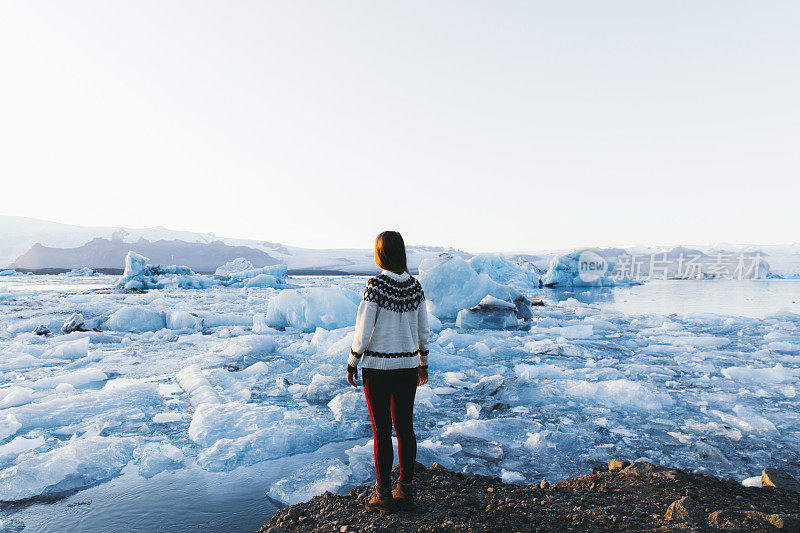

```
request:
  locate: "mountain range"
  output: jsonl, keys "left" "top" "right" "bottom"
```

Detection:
{"left": 2, "top": 216, "right": 799, "bottom": 277}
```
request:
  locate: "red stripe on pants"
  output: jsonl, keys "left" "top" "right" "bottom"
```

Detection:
{"left": 362, "top": 367, "right": 418, "bottom": 489}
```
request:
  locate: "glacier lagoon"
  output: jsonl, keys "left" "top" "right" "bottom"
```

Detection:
{"left": 1, "top": 274, "right": 799, "bottom": 531}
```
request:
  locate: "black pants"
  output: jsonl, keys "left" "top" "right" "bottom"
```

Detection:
{"left": 362, "top": 367, "right": 418, "bottom": 488}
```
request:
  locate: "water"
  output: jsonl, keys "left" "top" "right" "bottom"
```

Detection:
{"left": 536, "top": 279, "right": 800, "bottom": 318}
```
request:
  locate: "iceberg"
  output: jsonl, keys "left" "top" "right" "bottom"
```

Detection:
{"left": 264, "top": 287, "right": 360, "bottom": 332}
{"left": 467, "top": 253, "right": 541, "bottom": 289}
{"left": 542, "top": 249, "right": 635, "bottom": 287}
{"left": 115, "top": 252, "right": 294, "bottom": 291}
{"left": 419, "top": 253, "right": 520, "bottom": 318}
{"left": 65, "top": 267, "right": 97, "bottom": 277}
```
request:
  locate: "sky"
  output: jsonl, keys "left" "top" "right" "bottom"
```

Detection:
{"left": 1, "top": 1, "right": 798, "bottom": 252}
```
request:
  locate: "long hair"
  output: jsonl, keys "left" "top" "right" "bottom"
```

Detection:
{"left": 374, "top": 231, "right": 408, "bottom": 274}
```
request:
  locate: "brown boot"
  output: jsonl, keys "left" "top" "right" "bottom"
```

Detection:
{"left": 393, "top": 481, "right": 415, "bottom": 510}
{"left": 364, "top": 485, "right": 395, "bottom": 514}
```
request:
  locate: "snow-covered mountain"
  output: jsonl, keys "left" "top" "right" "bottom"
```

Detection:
{"left": 2, "top": 216, "right": 799, "bottom": 277}
{"left": 0, "top": 216, "right": 465, "bottom": 274}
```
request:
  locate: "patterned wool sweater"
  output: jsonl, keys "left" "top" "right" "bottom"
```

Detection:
{"left": 347, "top": 270, "right": 430, "bottom": 370}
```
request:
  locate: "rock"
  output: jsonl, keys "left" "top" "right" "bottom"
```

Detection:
{"left": 744, "top": 511, "right": 800, "bottom": 532}
{"left": 762, "top": 468, "right": 800, "bottom": 492}
{"left": 266, "top": 527, "right": 287, "bottom": 533}
{"left": 61, "top": 313, "right": 88, "bottom": 334}
{"left": 456, "top": 295, "right": 519, "bottom": 330}
{"left": 513, "top": 296, "right": 533, "bottom": 320}
{"left": 33, "top": 325, "right": 51, "bottom": 336}
{"left": 608, "top": 459, "right": 630, "bottom": 471}
{"left": 539, "top": 480, "right": 549, "bottom": 489}
{"left": 620, "top": 462, "right": 665, "bottom": 475}
{"left": 664, "top": 496, "right": 704, "bottom": 523}
{"left": 708, "top": 509, "right": 745, "bottom": 526}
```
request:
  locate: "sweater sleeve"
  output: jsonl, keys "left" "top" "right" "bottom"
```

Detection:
{"left": 417, "top": 298, "right": 430, "bottom": 367}
{"left": 348, "top": 299, "right": 378, "bottom": 368}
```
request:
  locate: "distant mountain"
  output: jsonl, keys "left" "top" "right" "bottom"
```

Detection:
{"left": 11, "top": 237, "right": 280, "bottom": 273}
{"left": 3, "top": 216, "right": 799, "bottom": 277}
{"left": 0, "top": 216, "right": 465, "bottom": 274}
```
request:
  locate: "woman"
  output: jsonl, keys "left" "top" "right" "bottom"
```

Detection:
{"left": 347, "top": 231, "right": 430, "bottom": 514}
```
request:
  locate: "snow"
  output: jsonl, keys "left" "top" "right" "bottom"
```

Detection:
{"left": 1, "top": 272, "right": 800, "bottom": 525}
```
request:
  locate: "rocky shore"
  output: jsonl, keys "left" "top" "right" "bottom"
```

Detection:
{"left": 258, "top": 460, "right": 800, "bottom": 532}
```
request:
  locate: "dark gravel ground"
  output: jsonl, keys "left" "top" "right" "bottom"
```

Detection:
{"left": 258, "top": 461, "right": 800, "bottom": 532}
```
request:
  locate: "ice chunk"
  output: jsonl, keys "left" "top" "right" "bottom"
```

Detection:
{"left": 136, "top": 442, "right": 184, "bottom": 478}
{"left": 501, "top": 469, "right": 525, "bottom": 483}
{"left": 41, "top": 336, "right": 90, "bottom": 360}
{"left": 8, "top": 379, "right": 161, "bottom": 432}
{"left": 561, "top": 379, "right": 674, "bottom": 411}
{"left": 427, "top": 312, "right": 443, "bottom": 333}
{"left": 442, "top": 417, "right": 542, "bottom": 442}
{"left": 31, "top": 368, "right": 107, "bottom": 389}
{"left": 0, "top": 387, "right": 34, "bottom": 409}
{"left": 188, "top": 401, "right": 285, "bottom": 447}
{"left": 106, "top": 306, "right": 166, "bottom": 332}
{"left": 194, "top": 410, "right": 339, "bottom": 471}
{"left": 0, "top": 434, "right": 137, "bottom": 501}
{"left": 152, "top": 412, "right": 184, "bottom": 424}
{"left": 327, "top": 390, "right": 364, "bottom": 421}
{"left": 176, "top": 365, "right": 220, "bottom": 406}
{"left": 0, "top": 414, "right": 21, "bottom": 441}
{"left": 213, "top": 258, "right": 293, "bottom": 288}
{"left": 306, "top": 374, "right": 346, "bottom": 404}
{"left": 265, "top": 287, "right": 360, "bottom": 332}
{"left": 456, "top": 295, "right": 518, "bottom": 330}
{"left": 419, "top": 253, "right": 520, "bottom": 318}
{"left": 267, "top": 458, "right": 350, "bottom": 505}
{"left": 60, "top": 313, "right": 88, "bottom": 334}
{"left": 65, "top": 267, "right": 97, "bottom": 277}
{"left": 0, "top": 436, "right": 45, "bottom": 461}
{"left": 742, "top": 476, "right": 762, "bottom": 487}
{"left": 467, "top": 254, "right": 541, "bottom": 289}
{"left": 165, "top": 311, "right": 204, "bottom": 332}
{"left": 722, "top": 363, "right": 797, "bottom": 384}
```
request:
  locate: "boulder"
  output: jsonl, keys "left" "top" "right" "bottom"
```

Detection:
{"left": 664, "top": 496, "right": 703, "bottom": 523}
{"left": 608, "top": 459, "right": 630, "bottom": 471}
{"left": 762, "top": 468, "right": 800, "bottom": 492}
{"left": 620, "top": 461, "right": 665, "bottom": 475}
{"left": 33, "top": 325, "right": 51, "bottom": 336}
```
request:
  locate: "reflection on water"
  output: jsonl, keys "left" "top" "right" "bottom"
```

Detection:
{"left": 534, "top": 280, "right": 800, "bottom": 318}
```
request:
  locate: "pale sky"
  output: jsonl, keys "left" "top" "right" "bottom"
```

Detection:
{"left": 1, "top": 1, "right": 798, "bottom": 252}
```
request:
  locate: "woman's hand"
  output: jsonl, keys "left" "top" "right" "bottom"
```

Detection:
{"left": 347, "top": 365, "right": 358, "bottom": 388}
{"left": 417, "top": 366, "right": 428, "bottom": 386}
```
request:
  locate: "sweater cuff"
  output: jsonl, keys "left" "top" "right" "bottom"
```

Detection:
{"left": 418, "top": 348, "right": 429, "bottom": 367}
{"left": 347, "top": 349, "right": 361, "bottom": 369}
